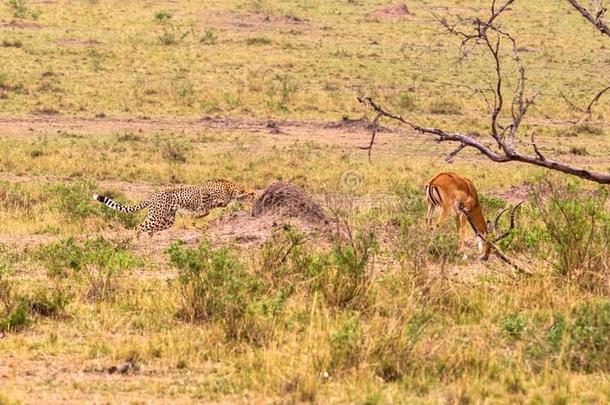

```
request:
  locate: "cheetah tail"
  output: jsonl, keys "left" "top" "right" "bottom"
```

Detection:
{"left": 92, "top": 194, "right": 148, "bottom": 212}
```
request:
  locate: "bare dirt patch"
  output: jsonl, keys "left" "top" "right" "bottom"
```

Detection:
{"left": 0, "top": 115, "right": 412, "bottom": 154}
{"left": 56, "top": 38, "right": 103, "bottom": 46}
{"left": 368, "top": 3, "right": 414, "bottom": 21}
{"left": 0, "top": 20, "right": 42, "bottom": 29}
{"left": 489, "top": 183, "right": 534, "bottom": 205}
{"left": 199, "top": 11, "right": 309, "bottom": 33}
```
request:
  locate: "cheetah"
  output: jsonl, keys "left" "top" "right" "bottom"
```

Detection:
{"left": 92, "top": 179, "right": 255, "bottom": 237}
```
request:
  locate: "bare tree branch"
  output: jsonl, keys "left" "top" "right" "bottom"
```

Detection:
{"left": 357, "top": 111, "right": 382, "bottom": 162}
{"left": 566, "top": 0, "right": 610, "bottom": 38}
{"left": 356, "top": 1, "right": 610, "bottom": 184}
{"left": 530, "top": 131, "right": 545, "bottom": 161}
{"left": 445, "top": 142, "right": 467, "bottom": 162}
{"left": 359, "top": 97, "right": 610, "bottom": 183}
{"left": 561, "top": 85, "right": 610, "bottom": 125}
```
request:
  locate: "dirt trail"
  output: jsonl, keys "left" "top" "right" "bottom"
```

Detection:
{"left": 0, "top": 115, "right": 411, "bottom": 150}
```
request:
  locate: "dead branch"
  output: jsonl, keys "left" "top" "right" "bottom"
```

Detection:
{"left": 561, "top": 85, "right": 610, "bottom": 125}
{"left": 359, "top": 97, "right": 610, "bottom": 183}
{"left": 357, "top": 0, "right": 610, "bottom": 184}
{"left": 357, "top": 111, "right": 382, "bottom": 162}
{"left": 566, "top": 0, "right": 610, "bottom": 38}
{"left": 457, "top": 203, "right": 533, "bottom": 275}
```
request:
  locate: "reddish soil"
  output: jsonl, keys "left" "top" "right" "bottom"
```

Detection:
{"left": 369, "top": 3, "right": 414, "bottom": 21}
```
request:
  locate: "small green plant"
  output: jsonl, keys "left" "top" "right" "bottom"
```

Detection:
{"left": 0, "top": 182, "right": 36, "bottom": 212}
{"left": 6, "top": 0, "right": 39, "bottom": 19}
{"left": 170, "top": 74, "right": 195, "bottom": 104}
{"left": 398, "top": 91, "right": 416, "bottom": 111}
{"left": 158, "top": 26, "right": 190, "bottom": 45}
{"left": 161, "top": 139, "right": 191, "bottom": 163}
{"left": 154, "top": 10, "right": 172, "bottom": 23}
{"left": 566, "top": 300, "right": 610, "bottom": 372}
{"left": 429, "top": 99, "right": 461, "bottom": 115}
{"left": 49, "top": 179, "right": 139, "bottom": 227}
{"left": 316, "top": 218, "right": 378, "bottom": 309}
{"left": 259, "top": 225, "right": 307, "bottom": 287}
{"left": 502, "top": 314, "right": 526, "bottom": 340}
{"left": 0, "top": 269, "right": 68, "bottom": 332}
{"left": 200, "top": 28, "right": 218, "bottom": 45}
{"left": 24, "top": 287, "right": 70, "bottom": 318}
{"left": 265, "top": 74, "right": 297, "bottom": 112}
{"left": 246, "top": 36, "right": 271, "bottom": 46}
{"left": 0, "top": 268, "right": 28, "bottom": 332}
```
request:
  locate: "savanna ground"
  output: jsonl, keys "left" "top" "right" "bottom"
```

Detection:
{"left": 1, "top": 0, "right": 610, "bottom": 403}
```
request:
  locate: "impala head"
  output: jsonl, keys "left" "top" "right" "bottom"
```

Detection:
{"left": 458, "top": 200, "right": 523, "bottom": 261}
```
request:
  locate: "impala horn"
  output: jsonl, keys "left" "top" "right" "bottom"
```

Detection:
{"left": 493, "top": 201, "right": 525, "bottom": 243}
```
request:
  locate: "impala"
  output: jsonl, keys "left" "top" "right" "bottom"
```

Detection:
{"left": 425, "top": 172, "right": 522, "bottom": 260}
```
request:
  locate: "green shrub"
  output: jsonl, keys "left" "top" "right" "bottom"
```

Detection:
{"left": 567, "top": 300, "right": 610, "bottom": 372}
{"left": 24, "top": 287, "right": 70, "bottom": 317}
{"left": 154, "top": 10, "right": 172, "bottom": 23}
{"left": 0, "top": 181, "right": 38, "bottom": 212}
{"left": 37, "top": 237, "right": 139, "bottom": 278}
{"left": 329, "top": 316, "right": 363, "bottom": 371}
{"left": 200, "top": 28, "right": 218, "bottom": 45}
{"left": 0, "top": 300, "right": 29, "bottom": 332}
{"left": 534, "top": 178, "right": 610, "bottom": 293}
{"left": 429, "top": 99, "right": 461, "bottom": 115}
{"left": 161, "top": 139, "right": 191, "bottom": 163}
{"left": 0, "top": 270, "right": 68, "bottom": 332}
{"left": 167, "top": 241, "right": 272, "bottom": 342}
{"left": 48, "top": 179, "right": 139, "bottom": 228}
{"left": 259, "top": 225, "right": 307, "bottom": 287}
{"left": 369, "top": 312, "right": 431, "bottom": 382}
{"left": 265, "top": 74, "right": 296, "bottom": 112}
{"left": 320, "top": 227, "right": 378, "bottom": 309}
{"left": 7, "top": 0, "right": 39, "bottom": 19}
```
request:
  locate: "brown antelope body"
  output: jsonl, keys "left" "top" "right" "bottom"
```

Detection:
{"left": 425, "top": 172, "right": 491, "bottom": 259}
{"left": 425, "top": 172, "right": 522, "bottom": 261}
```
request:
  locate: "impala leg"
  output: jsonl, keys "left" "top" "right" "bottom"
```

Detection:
{"left": 426, "top": 202, "right": 436, "bottom": 229}
{"left": 435, "top": 207, "right": 451, "bottom": 228}
{"left": 457, "top": 213, "right": 468, "bottom": 252}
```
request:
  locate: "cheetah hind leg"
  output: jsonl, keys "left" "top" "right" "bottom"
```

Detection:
{"left": 135, "top": 216, "right": 157, "bottom": 239}
{"left": 135, "top": 207, "right": 177, "bottom": 239}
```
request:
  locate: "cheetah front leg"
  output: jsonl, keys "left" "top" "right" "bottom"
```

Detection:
{"left": 193, "top": 209, "right": 210, "bottom": 219}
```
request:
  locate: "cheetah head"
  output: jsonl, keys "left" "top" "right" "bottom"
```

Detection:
{"left": 235, "top": 184, "right": 256, "bottom": 202}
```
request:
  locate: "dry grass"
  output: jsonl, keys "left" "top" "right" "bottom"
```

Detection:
{"left": 1, "top": 0, "right": 610, "bottom": 403}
